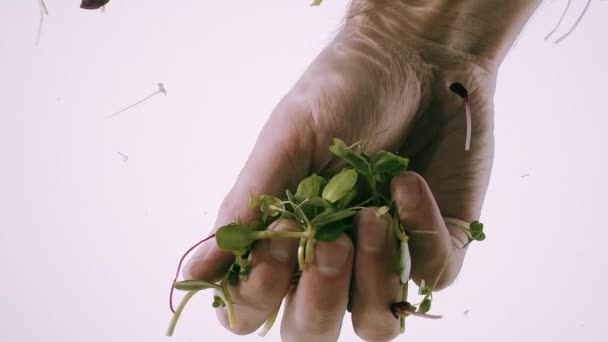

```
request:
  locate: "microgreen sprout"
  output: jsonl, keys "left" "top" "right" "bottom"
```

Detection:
{"left": 167, "top": 138, "right": 485, "bottom": 337}
{"left": 107, "top": 83, "right": 167, "bottom": 118}
{"left": 117, "top": 152, "right": 128, "bottom": 162}
{"left": 36, "top": 0, "right": 48, "bottom": 47}
{"left": 80, "top": 0, "right": 110, "bottom": 10}
{"left": 449, "top": 82, "right": 472, "bottom": 151}
{"left": 545, "top": 0, "right": 592, "bottom": 44}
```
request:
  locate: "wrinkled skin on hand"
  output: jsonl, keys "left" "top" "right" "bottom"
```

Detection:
{"left": 185, "top": 3, "right": 498, "bottom": 342}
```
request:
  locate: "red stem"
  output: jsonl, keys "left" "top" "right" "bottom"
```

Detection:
{"left": 169, "top": 233, "right": 216, "bottom": 313}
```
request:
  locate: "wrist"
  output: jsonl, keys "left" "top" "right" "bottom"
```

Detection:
{"left": 346, "top": 0, "right": 542, "bottom": 70}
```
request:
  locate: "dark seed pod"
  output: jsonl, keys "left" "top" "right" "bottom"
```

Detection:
{"left": 80, "top": 0, "right": 110, "bottom": 10}
{"left": 449, "top": 82, "right": 469, "bottom": 99}
{"left": 390, "top": 301, "right": 412, "bottom": 319}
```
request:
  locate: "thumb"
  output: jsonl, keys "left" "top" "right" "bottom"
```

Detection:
{"left": 391, "top": 171, "right": 465, "bottom": 290}
{"left": 183, "top": 100, "right": 315, "bottom": 281}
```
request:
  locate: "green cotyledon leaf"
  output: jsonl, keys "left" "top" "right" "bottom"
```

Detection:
{"left": 322, "top": 168, "right": 358, "bottom": 203}
{"left": 329, "top": 138, "right": 370, "bottom": 174}
{"left": 371, "top": 150, "right": 409, "bottom": 177}
{"left": 215, "top": 224, "right": 255, "bottom": 251}
{"left": 295, "top": 173, "right": 326, "bottom": 199}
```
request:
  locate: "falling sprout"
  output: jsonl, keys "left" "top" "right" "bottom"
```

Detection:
{"left": 546, "top": 0, "right": 593, "bottom": 44}
{"left": 80, "top": 0, "right": 110, "bottom": 10}
{"left": 544, "top": 0, "right": 571, "bottom": 41}
{"left": 117, "top": 152, "right": 129, "bottom": 162}
{"left": 449, "top": 82, "right": 472, "bottom": 151}
{"left": 107, "top": 83, "right": 167, "bottom": 118}
{"left": 36, "top": 0, "right": 48, "bottom": 47}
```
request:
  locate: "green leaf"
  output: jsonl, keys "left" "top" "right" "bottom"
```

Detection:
{"left": 249, "top": 219, "right": 266, "bottom": 231}
{"left": 371, "top": 150, "right": 409, "bottom": 177}
{"left": 215, "top": 224, "right": 255, "bottom": 251}
{"left": 259, "top": 195, "right": 284, "bottom": 217}
{"left": 295, "top": 174, "right": 326, "bottom": 199}
{"left": 310, "top": 0, "right": 323, "bottom": 6}
{"left": 418, "top": 280, "right": 431, "bottom": 296}
{"left": 174, "top": 280, "right": 218, "bottom": 291}
{"left": 418, "top": 298, "right": 432, "bottom": 313}
{"left": 312, "top": 209, "right": 357, "bottom": 227}
{"left": 212, "top": 295, "right": 226, "bottom": 308}
{"left": 329, "top": 138, "right": 370, "bottom": 174}
{"left": 470, "top": 221, "right": 485, "bottom": 241}
{"left": 315, "top": 223, "right": 349, "bottom": 241}
{"left": 322, "top": 169, "right": 358, "bottom": 203}
{"left": 305, "top": 197, "right": 332, "bottom": 208}
{"left": 335, "top": 187, "right": 357, "bottom": 210}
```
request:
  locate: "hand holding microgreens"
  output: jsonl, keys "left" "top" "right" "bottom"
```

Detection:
{"left": 166, "top": 138, "right": 486, "bottom": 337}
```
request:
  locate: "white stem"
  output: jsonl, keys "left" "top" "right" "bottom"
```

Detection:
{"left": 464, "top": 99, "right": 472, "bottom": 151}
{"left": 400, "top": 240, "right": 411, "bottom": 284}
{"left": 554, "top": 0, "right": 592, "bottom": 44}
{"left": 544, "top": 0, "right": 571, "bottom": 40}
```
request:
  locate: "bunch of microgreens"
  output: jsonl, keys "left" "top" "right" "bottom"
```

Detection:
{"left": 166, "top": 138, "right": 485, "bottom": 337}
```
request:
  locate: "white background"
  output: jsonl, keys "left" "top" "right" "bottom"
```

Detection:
{"left": 1, "top": 1, "right": 607, "bottom": 341}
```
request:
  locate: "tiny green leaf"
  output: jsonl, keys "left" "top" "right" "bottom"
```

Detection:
{"left": 418, "top": 298, "right": 432, "bottom": 313}
{"left": 335, "top": 187, "right": 357, "bottom": 210}
{"left": 174, "top": 280, "right": 218, "bottom": 291}
{"left": 305, "top": 197, "right": 332, "bottom": 208}
{"left": 315, "top": 223, "right": 349, "bottom": 241}
{"left": 212, "top": 295, "right": 226, "bottom": 308}
{"left": 216, "top": 224, "right": 255, "bottom": 251}
{"left": 371, "top": 150, "right": 409, "bottom": 176}
{"left": 296, "top": 174, "right": 325, "bottom": 199}
{"left": 322, "top": 169, "right": 358, "bottom": 203}
{"left": 418, "top": 280, "right": 431, "bottom": 296}
{"left": 470, "top": 221, "right": 485, "bottom": 241}
{"left": 310, "top": 0, "right": 323, "bottom": 6}
{"left": 329, "top": 138, "right": 370, "bottom": 174}
{"left": 259, "top": 195, "right": 284, "bottom": 217}
{"left": 312, "top": 209, "right": 357, "bottom": 227}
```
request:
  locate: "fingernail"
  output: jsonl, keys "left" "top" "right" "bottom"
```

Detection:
{"left": 357, "top": 209, "right": 389, "bottom": 252}
{"left": 397, "top": 173, "right": 421, "bottom": 211}
{"left": 314, "top": 236, "right": 350, "bottom": 277}
{"left": 269, "top": 238, "right": 291, "bottom": 263}
{"left": 268, "top": 222, "right": 297, "bottom": 263}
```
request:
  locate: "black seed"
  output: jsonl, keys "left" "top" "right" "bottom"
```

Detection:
{"left": 449, "top": 82, "right": 469, "bottom": 99}
{"left": 80, "top": 0, "right": 110, "bottom": 9}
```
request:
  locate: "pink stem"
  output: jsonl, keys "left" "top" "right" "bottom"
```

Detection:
{"left": 169, "top": 233, "right": 216, "bottom": 313}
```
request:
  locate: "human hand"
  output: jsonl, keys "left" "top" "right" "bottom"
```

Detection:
{"left": 183, "top": 1, "right": 538, "bottom": 340}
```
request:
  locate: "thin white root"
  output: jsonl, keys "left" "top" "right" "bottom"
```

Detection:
{"left": 545, "top": 0, "right": 571, "bottom": 41}
{"left": 107, "top": 83, "right": 167, "bottom": 118}
{"left": 464, "top": 99, "right": 471, "bottom": 151}
{"left": 36, "top": 0, "right": 48, "bottom": 47}
{"left": 554, "top": 0, "right": 592, "bottom": 44}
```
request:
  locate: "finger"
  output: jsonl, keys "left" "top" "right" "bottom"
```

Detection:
{"left": 281, "top": 234, "right": 353, "bottom": 342}
{"left": 214, "top": 220, "right": 300, "bottom": 334}
{"left": 350, "top": 208, "right": 401, "bottom": 342}
{"left": 183, "top": 98, "right": 315, "bottom": 281}
{"left": 391, "top": 172, "right": 465, "bottom": 290}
